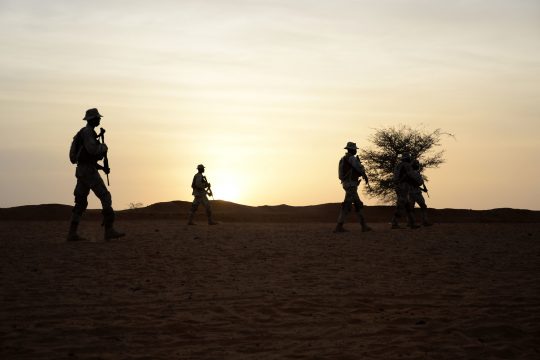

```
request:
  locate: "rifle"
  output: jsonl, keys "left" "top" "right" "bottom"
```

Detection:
{"left": 203, "top": 176, "right": 214, "bottom": 200}
{"left": 366, "top": 180, "right": 373, "bottom": 192}
{"left": 422, "top": 184, "right": 430, "bottom": 198}
{"left": 356, "top": 155, "right": 372, "bottom": 191}
{"left": 98, "top": 127, "right": 110, "bottom": 186}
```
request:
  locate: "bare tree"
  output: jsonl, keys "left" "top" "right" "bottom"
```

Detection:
{"left": 360, "top": 125, "right": 452, "bottom": 203}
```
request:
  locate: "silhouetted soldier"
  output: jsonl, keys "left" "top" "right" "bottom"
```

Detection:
{"left": 67, "top": 108, "right": 125, "bottom": 241}
{"left": 334, "top": 142, "right": 372, "bottom": 233}
{"left": 188, "top": 164, "right": 218, "bottom": 225}
{"left": 390, "top": 153, "right": 420, "bottom": 229}
{"left": 410, "top": 159, "right": 433, "bottom": 226}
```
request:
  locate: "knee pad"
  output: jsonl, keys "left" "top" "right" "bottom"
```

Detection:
{"left": 353, "top": 200, "right": 364, "bottom": 212}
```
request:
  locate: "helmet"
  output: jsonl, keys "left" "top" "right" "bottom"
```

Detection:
{"left": 196, "top": 164, "right": 205, "bottom": 170}
{"left": 411, "top": 159, "right": 420, "bottom": 170}
{"left": 400, "top": 153, "right": 411, "bottom": 162}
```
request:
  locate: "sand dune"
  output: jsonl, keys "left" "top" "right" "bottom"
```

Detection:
{"left": 1, "top": 200, "right": 539, "bottom": 223}
{"left": 1, "top": 218, "right": 539, "bottom": 359}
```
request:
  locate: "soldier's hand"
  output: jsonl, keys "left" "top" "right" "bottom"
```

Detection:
{"left": 102, "top": 144, "right": 108, "bottom": 153}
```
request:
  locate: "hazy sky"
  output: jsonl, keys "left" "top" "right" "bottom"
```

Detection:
{"left": 1, "top": 0, "right": 539, "bottom": 210}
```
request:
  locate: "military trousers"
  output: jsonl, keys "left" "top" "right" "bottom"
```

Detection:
{"left": 337, "top": 184, "right": 365, "bottom": 224}
{"left": 190, "top": 194, "right": 212, "bottom": 216}
{"left": 410, "top": 190, "right": 427, "bottom": 209}
{"left": 71, "top": 163, "right": 114, "bottom": 225}
{"left": 392, "top": 183, "right": 415, "bottom": 225}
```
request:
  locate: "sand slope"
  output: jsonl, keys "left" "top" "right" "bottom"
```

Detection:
{"left": 1, "top": 220, "right": 539, "bottom": 359}
{"left": 1, "top": 201, "right": 540, "bottom": 223}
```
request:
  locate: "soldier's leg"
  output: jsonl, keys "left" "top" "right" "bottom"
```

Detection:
{"left": 201, "top": 196, "right": 218, "bottom": 225}
{"left": 335, "top": 188, "right": 353, "bottom": 232}
{"left": 188, "top": 197, "right": 201, "bottom": 225}
{"left": 67, "top": 179, "right": 90, "bottom": 241}
{"left": 391, "top": 190, "right": 404, "bottom": 228}
{"left": 416, "top": 194, "right": 432, "bottom": 226}
{"left": 404, "top": 197, "right": 419, "bottom": 229}
{"left": 353, "top": 192, "right": 372, "bottom": 232}
{"left": 90, "top": 172, "right": 125, "bottom": 240}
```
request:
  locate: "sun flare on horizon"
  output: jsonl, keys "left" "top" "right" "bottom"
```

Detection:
{"left": 208, "top": 172, "right": 242, "bottom": 203}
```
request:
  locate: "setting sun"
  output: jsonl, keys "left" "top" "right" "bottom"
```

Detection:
{"left": 208, "top": 172, "right": 242, "bottom": 203}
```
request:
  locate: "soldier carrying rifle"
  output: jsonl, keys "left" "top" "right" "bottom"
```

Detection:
{"left": 187, "top": 164, "right": 218, "bottom": 225}
{"left": 67, "top": 108, "right": 125, "bottom": 241}
{"left": 334, "top": 142, "right": 372, "bottom": 233}
{"left": 409, "top": 159, "right": 433, "bottom": 227}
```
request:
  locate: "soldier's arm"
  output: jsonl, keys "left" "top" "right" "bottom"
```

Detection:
{"left": 81, "top": 127, "right": 107, "bottom": 156}
{"left": 350, "top": 156, "right": 369, "bottom": 182}
{"left": 412, "top": 171, "right": 424, "bottom": 187}
{"left": 193, "top": 175, "right": 206, "bottom": 190}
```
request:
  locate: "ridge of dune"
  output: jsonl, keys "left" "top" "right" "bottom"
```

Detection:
{"left": 1, "top": 201, "right": 539, "bottom": 222}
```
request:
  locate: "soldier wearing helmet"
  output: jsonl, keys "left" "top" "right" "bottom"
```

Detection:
{"left": 409, "top": 159, "right": 432, "bottom": 226}
{"left": 390, "top": 152, "right": 420, "bottom": 229}
{"left": 187, "top": 164, "right": 218, "bottom": 225}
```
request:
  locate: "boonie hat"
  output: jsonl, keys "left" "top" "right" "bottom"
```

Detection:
{"left": 83, "top": 108, "right": 103, "bottom": 121}
{"left": 344, "top": 141, "right": 359, "bottom": 150}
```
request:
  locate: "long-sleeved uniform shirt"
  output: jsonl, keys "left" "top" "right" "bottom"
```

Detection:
{"left": 77, "top": 125, "right": 107, "bottom": 164}
{"left": 192, "top": 173, "right": 209, "bottom": 197}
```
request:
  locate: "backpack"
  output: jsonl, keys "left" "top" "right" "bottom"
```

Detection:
{"left": 69, "top": 130, "right": 82, "bottom": 164}
{"left": 338, "top": 155, "right": 352, "bottom": 181}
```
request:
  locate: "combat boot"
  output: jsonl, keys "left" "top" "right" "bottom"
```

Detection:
{"left": 421, "top": 210, "right": 433, "bottom": 226}
{"left": 333, "top": 223, "right": 348, "bottom": 233}
{"left": 187, "top": 212, "right": 196, "bottom": 225}
{"left": 358, "top": 214, "right": 373, "bottom": 232}
{"left": 104, "top": 225, "right": 125, "bottom": 241}
{"left": 66, "top": 221, "right": 86, "bottom": 241}
{"left": 406, "top": 212, "right": 420, "bottom": 229}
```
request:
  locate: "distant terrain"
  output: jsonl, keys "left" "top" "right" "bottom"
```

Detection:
{"left": 1, "top": 200, "right": 539, "bottom": 223}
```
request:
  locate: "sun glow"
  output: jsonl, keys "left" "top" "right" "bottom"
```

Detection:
{"left": 209, "top": 172, "right": 242, "bottom": 203}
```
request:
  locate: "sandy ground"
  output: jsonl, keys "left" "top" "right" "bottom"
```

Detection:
{"left": 1, "top": 220, "right": 540, "bottom": 359}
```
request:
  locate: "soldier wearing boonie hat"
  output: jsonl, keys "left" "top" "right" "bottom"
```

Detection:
{"left": 334, "top": 141, "right": 372, "bottom": 233}
{"left": 67, "top": 108, "right": 125, "bottom": 241}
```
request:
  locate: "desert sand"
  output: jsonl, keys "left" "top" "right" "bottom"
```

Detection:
{"left": 1, "top": 208, "right": 540, "bottom": 359}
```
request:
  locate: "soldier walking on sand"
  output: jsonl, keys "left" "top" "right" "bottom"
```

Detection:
{"left": 334, "top": 142, "right": 372, "bottom": 233}
{"left": 390, "top": 153, "right": 420, "bottom": 229}
{"left": 187, "top": 164, "right": 218, "bottom": 225}
{"left": 67, "top": 108, "right": 125, "bottom": 241}
{"left": 409, "top": 159, "right": 433, "bottom": 226}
